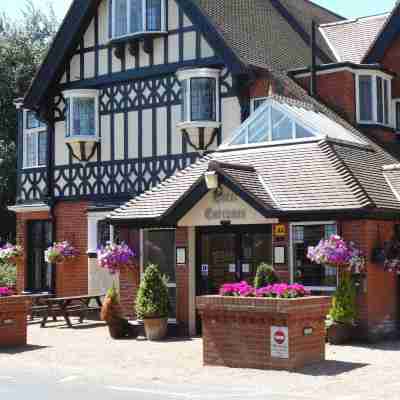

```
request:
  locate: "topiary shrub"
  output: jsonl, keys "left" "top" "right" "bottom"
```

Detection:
{"left": 136, "top": 264, "right": 170, "bottom": 319}
{"left": 329, "top": 273, "right": 357, "bottom": 325}
{"left": 254, "top": 263, "right": 279, "bottom": 289}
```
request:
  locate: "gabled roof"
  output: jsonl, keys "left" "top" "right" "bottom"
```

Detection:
{"left": 108, "top": 94, "right": 400, "bottom": 226}
{"left": 320, "top": 13, "right": 390, "bottom": 63}
{"left": 364, "top": 1, "right": 400, "bottom": 63}
{"left": 24, "top": 0, "right": 343, "bottom": 110}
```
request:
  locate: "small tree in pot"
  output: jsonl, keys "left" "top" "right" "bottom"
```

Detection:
{"left": 254, "top": 263, "right": 279, "bottom": 288}
{"left": 136, "top": 264, "right": 170, "bottom": 341}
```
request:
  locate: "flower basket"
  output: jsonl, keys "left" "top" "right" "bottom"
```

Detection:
{"left": 97, "top": 243, "right": 136, "bottom": 275}
{"left": 45, "top": 241, "right": 79, "bottom": 265}
{"left": 0, "top": 244, "right": 23, "bottom": 266}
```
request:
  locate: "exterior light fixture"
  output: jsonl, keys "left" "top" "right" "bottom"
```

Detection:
{"left": 204, "top": 170, "right": 219, "bottom": 190}
{"left": 62, "top": 89, "right": 100, "bottom": 163}
{"left": 176, "top": 68, "right": 221, "bottom": 153}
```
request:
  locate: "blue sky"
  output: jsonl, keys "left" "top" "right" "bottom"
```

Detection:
{"left": 1, "top": 0, "right": 397, "bottom": 21}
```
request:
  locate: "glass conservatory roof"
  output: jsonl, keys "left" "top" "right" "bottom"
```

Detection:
{"left": 222, "top": 98, "right": 367, "bottom": 149}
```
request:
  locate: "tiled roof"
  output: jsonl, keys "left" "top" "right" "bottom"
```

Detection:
{"left": 192, "top": 0, "right": 341, "bottom": 70}
{"left": 383, "top": 165, "right": 400, "bottom": 203}
{"left": 319, "top": 13, "right": 390, "bottom": 63}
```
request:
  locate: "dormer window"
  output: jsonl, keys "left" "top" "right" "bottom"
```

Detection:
{"left": 62, "top": 90, "right": 99, "bottom": 162}
{"left": 112, "top": 0, "right": 166, "bottom": 40}
{"left": 356, "top": 72, "right": 392, "bottom": 126}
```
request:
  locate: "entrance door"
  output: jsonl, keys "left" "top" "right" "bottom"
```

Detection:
{"left": 197, "top": 226, "right": 273, "bottom": 295}
{"left": 27, "top": 220, "right": 53, "bottom": 292}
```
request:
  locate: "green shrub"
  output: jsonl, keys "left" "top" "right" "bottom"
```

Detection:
{"left": 254, "top": 263, "right": 279, "bottom": 288}
{"left": 106, "top": 284, "right": 120, "bottom": 304}
{"left": 329, "top": 274, "right": 357, "bottom": 325}
{"left": 136, "top": 264, "right": 170, "bottom": 319}
{"left": 0, "top": 263, "right": 16, "bottom": 287}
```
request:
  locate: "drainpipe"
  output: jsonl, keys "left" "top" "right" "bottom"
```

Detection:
{"left": 310, "top": 20, "right": 318, "bottom": 97}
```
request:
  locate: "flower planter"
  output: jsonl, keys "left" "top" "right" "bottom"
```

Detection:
{"left": 143, "top": 317, "right": 168, "bottom": 341}
{"left": 197, "top": 295, "right": 332, "bottom": 370}
{"left": 0, "top": 296, "right": 30, "bottom": 347}
{"left": 326, "top": 322, "right": 353, "bottom": 345}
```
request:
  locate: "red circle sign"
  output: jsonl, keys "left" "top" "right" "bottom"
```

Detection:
{"left": 274, "top": 330, "right": 286, "bottom": 345}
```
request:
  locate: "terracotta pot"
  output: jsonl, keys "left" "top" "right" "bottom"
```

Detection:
{"left": 143, "top": 317, "right": 168, "bottom": 341}
{"left": 327, "top": 322, "right": 353, "bottom": 345}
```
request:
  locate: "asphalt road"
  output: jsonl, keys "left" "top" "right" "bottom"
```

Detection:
{"left": 0, "top": 364, "right": 319, "bottom": 400}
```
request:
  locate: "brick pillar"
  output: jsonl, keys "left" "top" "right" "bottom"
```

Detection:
{"left": 176, "top": 227, "right": 189, "bottom": 336}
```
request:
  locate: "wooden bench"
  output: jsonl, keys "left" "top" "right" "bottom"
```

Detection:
{"left": 40, "top": 294, "right": 105, "bottom": 328}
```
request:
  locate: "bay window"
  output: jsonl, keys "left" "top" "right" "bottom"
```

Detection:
{"left": 112, "top": 0, "right": 166, "bottom": 40}
{"left": 177, "top": 68, "right": 220, "bottom": 125}
{"left": 357, "top": 72, "right": 392, "bottom": 126}
{"left": 23, "top": 110, "right": 47, "bottom": 169}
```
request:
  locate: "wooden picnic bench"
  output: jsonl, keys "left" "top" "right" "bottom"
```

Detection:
{"left": 40, "top": 294, "right": 105, "bottom": 328}
{"left": 21, "top": 293, "right": 56, "bottom": 321}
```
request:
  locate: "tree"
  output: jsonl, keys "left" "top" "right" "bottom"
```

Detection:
{"left": 0, "top": 1, "right": 58, "bottom": 241}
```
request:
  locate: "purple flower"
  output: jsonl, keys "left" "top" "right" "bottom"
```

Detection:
{"left": 0, "top": 287, "right": 12, "bottom": 297}
{"left": 97, "top": 243, "right": 136, "bottom": 274}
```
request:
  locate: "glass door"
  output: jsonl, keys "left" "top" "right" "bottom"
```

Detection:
{"left": 27, "top": 220, "right": 53, "bottom": 292}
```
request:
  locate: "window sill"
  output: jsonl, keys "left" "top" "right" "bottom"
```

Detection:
{"left": 108, "top": 31, "right": 168, "bottom": 46}
{"left": 177, "top": 121, "right": 221, "bottom": 131}
{"left": 22, "top": 165, "right": 46, "bottom": 171}
{"left": 65, "top": 135, "right": 100, "bottom": 143}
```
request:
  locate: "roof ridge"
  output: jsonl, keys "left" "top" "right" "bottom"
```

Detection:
{"left": 320, "top": 12, "right": 390, "bottom": 28}
{"left": 318, "top": 140, "right": 374, "bottom": 207}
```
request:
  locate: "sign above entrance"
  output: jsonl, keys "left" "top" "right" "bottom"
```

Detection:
{"left": 178, "top": 186, "right": 278, "bottom": 227}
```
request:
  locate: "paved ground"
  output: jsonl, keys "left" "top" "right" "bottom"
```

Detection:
{"left": 1, "top": 320, "right": 400, "bottom": 399}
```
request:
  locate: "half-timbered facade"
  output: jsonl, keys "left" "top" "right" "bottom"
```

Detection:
{"left": 11, "top": 0, "right": 400, "bottom": 340}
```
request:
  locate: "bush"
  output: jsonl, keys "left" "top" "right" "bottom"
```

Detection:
{"left": 329, "top": 274, "right": 357, "bottom": 325}
{"left": 254, "top": 263, "right": 279, "bottom": 288}
{"left": 0, "top": 262, "right": 16, "bottom": 288}
{"left": 136, "top": 264, "right": 170, "bottom": 319}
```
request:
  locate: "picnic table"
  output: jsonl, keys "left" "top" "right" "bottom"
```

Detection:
{"left": 40, "top": 294, "right": 105, "bottom": 328}
{"left": 22, "top": 293, "right": 55, "bottom": 321}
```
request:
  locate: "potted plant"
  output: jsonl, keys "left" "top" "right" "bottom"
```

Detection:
{"left": 0, "top": 243, "right": 23, "bottom": 266}
{"left": 307, "top": 235, "right": 365, "bottom": 344}
{"left": 97, "top": 242, "right": 136, "bottom": 274}
{"left": 254, "top": 263, "right": 279, "bottom": 288}
{"left": 136, "top": 264, "right": 170, "bottom": 341}
{"left": 101, "top": 285, "right": 137, "bottom": 339}
{"left": 45, "top": 241, "right": 79, "bottom": 264}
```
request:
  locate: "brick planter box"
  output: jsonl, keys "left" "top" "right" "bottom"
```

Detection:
{"left": 0, "top": 296, "right": 30, "bottom": 347}
{"left": 197, "top": 295, "right": 332, "bottom": 370}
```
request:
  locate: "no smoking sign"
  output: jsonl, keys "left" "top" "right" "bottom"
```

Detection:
{"left": 271, "top": 326, "right": 289, "bottom": 359}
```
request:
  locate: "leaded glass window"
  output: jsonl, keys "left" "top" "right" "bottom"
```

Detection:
{"left": 115, "top": 0, "right": 128, "bottom": 37}
{"left": 359, "top": 75, "right": 373, "bottom": 121}
{"left": 146, "top": 0, "right": 162, "bottom": 31}
{"left": 130, "top": 0, "right": 143, "bottom": 33}
{"left": 191, "top": 78, "right": 216, "bottom": 121}
{"left": 72, "top": 98, "right": 95, "bottom": 136}
{"left": 23, "top": 110, "right": 47, "bottom": 169}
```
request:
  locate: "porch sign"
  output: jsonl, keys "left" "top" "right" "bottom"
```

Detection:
{"left": 178, "top": 186, "right": 278, "bottom": 227}
{"left": 271, "top": 326, "right": 289, "bottom": 359}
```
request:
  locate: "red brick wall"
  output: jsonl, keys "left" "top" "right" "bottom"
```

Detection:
{"left": 340, "top": 219, "right": 399, "bottom": 341}
{"left": 54, "top": 202, "right": 89, "bottom": 297}
{"left": 272, "top": 223, "right": 290, "bottom": 282}
{"left": 16, "top": 211, "right": 50, "bottom": 293}
{"left": 0, "top": 296, "right": 29, "bottom": 347}
{"left": 296, "top": 71, "right": 356, "bottom": 123}
{"left": 382, "top": 36, "right": 400, "bottom": 98}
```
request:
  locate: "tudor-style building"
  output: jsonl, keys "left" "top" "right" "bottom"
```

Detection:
{"left": 10, "top": 0, "right": 400, "bottom": 340}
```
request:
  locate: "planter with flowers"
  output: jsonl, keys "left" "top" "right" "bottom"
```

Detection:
{"left": 307, "top": 235, "right": 365, "bottom": 344}
{"left": 197, "top": 281, "right": 331, "bottom": 370}
{"left": 97, "top": 243, "right": 138, "bottom": 339}
{"left": 45, "top": 241, "right": 79, "bottom": 265}
{"left": 0, "top": 243, "right": 23, "bottom": 266}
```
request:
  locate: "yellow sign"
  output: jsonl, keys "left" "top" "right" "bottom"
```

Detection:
{"left": 274, "top": 224, "right": 286, "bottom": 238}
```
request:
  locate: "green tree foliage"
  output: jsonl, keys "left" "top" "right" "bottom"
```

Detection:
{"left": 254, "top": 262, "right": 279, "bottom": 288}
{"left": 136, "top": 264, "right": 170, "bottom": 319}
{"left": 0, "top": 1, "right": 58, "bottom": 238}
{"left": 0, "top": 262, "right": 16, "bottom": 287}
{"left": 329, "top": 274, "right": 357, "bottom": 325}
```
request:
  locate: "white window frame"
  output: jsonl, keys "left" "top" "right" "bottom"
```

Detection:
{"left": 355, "top": 71, "right": 392, "bottom": 127}
{"left": 111, "top": 0, "right": 167, "bottom": 41}
{"left": 62, "top": 89, "right": 99, "bottom": 140}
{"left": 392, "top": 98, "right": 400, "bottom": 133}
{"left": 176, "top": 68, "right": 221, "bottom": 127}
{"left": 23, "top": 110, "right": 47, "bottom": 169}
{"left": 289, "top": 221, "right": 338, "bottom": 293}
{"left": 251, "top": 97, "right": 268, "bottom": 113}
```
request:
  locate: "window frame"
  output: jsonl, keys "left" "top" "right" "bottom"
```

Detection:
{"left": 23, "top": 110, "right": 47, "bottom": 170}
{"left": 355, "top": 71, "right": 392, "bottom": 127}
{"left": 111, "top": 0, "right": 167, "bottom": 41}
{"left": 62, "top": 89, "right": 99, "bottom": 140}
{"left": 251, "top": 97, "right": 268, "bottom": 113}
{"left": 392, "top": 98, "right": 400, "bottom": 133}
{"left": 177, "top": 68, "right": 221, "bottom": 126}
